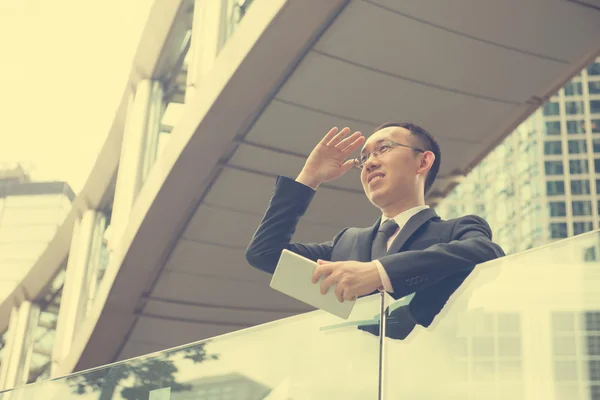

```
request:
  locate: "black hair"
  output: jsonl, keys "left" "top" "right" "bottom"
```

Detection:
{"left": 373, "top": 122, "right": 441, "bottom": 194}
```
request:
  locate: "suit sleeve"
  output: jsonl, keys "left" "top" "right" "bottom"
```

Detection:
{"left": 245, "top": 176, "right": 343, "bottom": 274}
{"left": 379, "top": 215, "right": 505, "bottom": 298}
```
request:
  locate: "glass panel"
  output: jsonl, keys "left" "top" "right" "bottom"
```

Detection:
{"left": 565, "top": 101, "right": 584, "bottom": 115}
{"left": 567, "top": 120, "right": 586, "bottom": 134}
{"left": 571, "top": 180, "right": 591, "bottom": 195}
{"left": 546, "top": 121, "right": 561, "bottom": 135}
{"left": 544, "top": 141, "right": 562, "bottom": 155}
{"left": 569, "top": 160, "right": 589, "bottom": 174}
{"left": 544, "top": 102, "right": 560, "bottom": 116}
{"left": 574, "top": 222, "right": 594, "bottom": 235}
{"left": 592, "top": 120, "right": 600, "bottom": 133}
{"left": 573, "top": 201, "right": 593, "bottom": 216}
{"left": 564, "top": 82, "right": 583, "bottom": 96}
{"left": 545, "top": 161, "right": 564, "bottom": 175}
{"left": 593, "top": 139, "right": 600, "bottom": 153}
{"left": 550, "top": 223, "right": 568, "bottom": 238}
{"left": 0, "top": 295, "right": 382, "bottom": 399}
{"left": 588, "top": 62, "right": 600, "bottom": 76}
{"left": 549, "top": 202, "right": 566, "bottom": 217}
{"left": 589, "top": 82, "right": 600, "bottom": 95}
{"left": 384, "top": 230, "right": 600, "bottom": 399}
{"left": 591, "top": 101, "right": 600, "bottom": 115}
{"left": 568, "top": 140, "right": 587, "bottom": 154}
{"left": 547, "top": 181, "right": 565, "bottom": 196}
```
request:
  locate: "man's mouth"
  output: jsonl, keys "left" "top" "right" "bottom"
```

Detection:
{"left": 368, "top": 172, "right": 385, "bottom": 184}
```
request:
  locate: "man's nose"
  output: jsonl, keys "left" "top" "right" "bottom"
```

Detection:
{"left": 364, "top": 156, "right": 381, "bottom": 172}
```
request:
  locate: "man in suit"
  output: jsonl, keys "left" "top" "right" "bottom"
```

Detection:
{"left": 246, "top": 122, "right": 505, "bottom": 330}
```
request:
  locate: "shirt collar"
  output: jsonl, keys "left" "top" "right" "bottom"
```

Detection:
{"left": 381, "top": 205, "right": 430, "bottom": 231}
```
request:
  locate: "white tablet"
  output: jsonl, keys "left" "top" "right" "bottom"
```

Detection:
{"left": 270, "top": 249, "right": 355, "bottom": 319}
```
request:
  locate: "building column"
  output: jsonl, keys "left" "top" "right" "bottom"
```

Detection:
{"left": 0, "top": 301, "right": 41, "bottom": 390}
{"left": 110, "top": 79, "right": 163, "bottom": 250}
{"left": 51, "top": 210, "right": 105, "bottom": 377}
{"left": 187, "top": 0, "right": 224, "bottom": 100}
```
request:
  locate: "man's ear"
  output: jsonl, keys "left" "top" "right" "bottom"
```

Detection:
{"left": 418, "top": 152, "right": 435, "bottom": 174}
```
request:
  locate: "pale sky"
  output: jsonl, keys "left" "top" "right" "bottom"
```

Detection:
{"left": 0, "top": 0, "right": 154, "bottom": 194}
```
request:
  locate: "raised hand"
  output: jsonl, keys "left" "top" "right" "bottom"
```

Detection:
{"left": 296, "top": 127, "right": 365, "bottom": 189}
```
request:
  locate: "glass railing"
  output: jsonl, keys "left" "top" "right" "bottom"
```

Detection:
{"left": 384, "top": 230, "right": 600, "bottom": 400}
{"left": 1, "top": 230, "right": 598, "bottom": 399}
{"left": 0, "top": 295, "right": 383, "bottom": 399}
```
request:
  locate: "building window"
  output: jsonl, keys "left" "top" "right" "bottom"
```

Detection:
{"left": 597, "top": 181, "right": 600, "bottom": 194}
{"left": 550, "top": 223, "right": 568, "bottom": 239}
{"left": 593, "top": 120, "right": 600, "bottom": 133}
{"left": 589, "top": 62, "right": 600, "bottom": 76}
{"left": 567, "top": 120, "right": 586, "bottom": 134}
{"left": 547, "top": 181, "right": 566, "bottom": 196}
{"left": 568, "top": 140, "right": 587, "bottom": 154}
{"left": 585, "top": 247, "right": 598, "bottom": 262}
{"left": 574, "top": 222, "right": 594, "bottom": 235}
{"left": 545, "top": 121, "right": 561, "bottom": 136}
{"left": 546, "top": 121, "right": 561, "bottom": 135}
{"left": 544, "top": 141, "right": 563, "bottom": 155}
{"left": 596, "top": 159, "right": 600, "bottom": 173}
{"left": 591, "top": 101, "right": 600, "bottom": 114}
{"left": 565, "top": 82, "right": 583, "bottom": 96}
{"left": 589, "top": 82, "right": 600, "bottom": 95}
{"left": 544, "top": 102, "right": 560, "bottom": 116}
{"left": 572, "top": 200, "right": 593, "bottom": 216}
{"left": 593, "top": 139, "right": 600, "bottom": 153}
{"left": 550, "top": 202, "right": 567, "bottom": 217}
{"left": 571, "top": 180, "right": 591, "bottom": 195}
{"left": 565, "top": 101, "right": 585, "bottom": 115}
{"left": 545, "top": 161, "right": 564, "bottom": 175}
{"left": 570, "top": 160, "right": 589, "bottom": 174}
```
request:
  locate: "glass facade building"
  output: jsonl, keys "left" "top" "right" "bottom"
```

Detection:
{"left": 437, "top": 57, "right": 600, "bottom": 255}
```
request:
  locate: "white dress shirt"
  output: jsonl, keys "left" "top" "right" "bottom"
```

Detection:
{"left": 374, "top": 205, "right": 430, "bottom": 292}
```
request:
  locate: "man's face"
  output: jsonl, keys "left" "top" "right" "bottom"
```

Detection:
{"left": 359, "top": 127, "right": 424, "bottom": 210}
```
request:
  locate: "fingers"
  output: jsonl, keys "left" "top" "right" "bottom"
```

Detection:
{"left": 342, "top": 135, "right": 365, "bottom": 156}
{"left": 340, "top": 159, "right": 358, "bottom": 174}
{"left": 336, "top": 131, "right": 362, "bottom": 150}
{"left": 319, "top": 127, "right": 339, "bottom": 145}
{"left": 312, "top": 260, "right": 333, "bottom": 284}
{"left": 326, "top": 127, "right": 351, "bottom": 146}
{"left": 335, "top": 284, "right": 344, "bottom": 303}
{"left": 321, "top": 274, "right": 337, "bottom": 296}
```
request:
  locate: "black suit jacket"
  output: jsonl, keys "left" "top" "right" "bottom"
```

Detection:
{"left": 246, "top": 176, "right": 505, "bottom": 327}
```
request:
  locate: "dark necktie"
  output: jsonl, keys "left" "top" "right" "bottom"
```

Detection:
{"left": 371, "top": 219, "right": 399, "bottom": 260}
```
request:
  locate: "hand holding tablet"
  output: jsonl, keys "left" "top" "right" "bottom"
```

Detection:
{"left": 270, "top": 250, "right": 356, "bottom": 319}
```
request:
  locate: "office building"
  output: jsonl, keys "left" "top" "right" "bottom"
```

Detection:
{"left": 437, "top": 57, "right": 600, "bottom": 255}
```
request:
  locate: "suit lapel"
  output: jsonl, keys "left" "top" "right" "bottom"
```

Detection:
{"left": 387, "top": 208, "right": 440, "bottom": 254}
{"left": 354, "top": 218, "right": 380, "bottom": 262}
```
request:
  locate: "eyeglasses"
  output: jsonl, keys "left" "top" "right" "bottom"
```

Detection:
{"left": 353, "top": 141, "right": 425, "bottom": 170}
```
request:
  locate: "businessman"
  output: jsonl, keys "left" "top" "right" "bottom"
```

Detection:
{"left": 246, "top": 123, "right": 505, "bottom": 328}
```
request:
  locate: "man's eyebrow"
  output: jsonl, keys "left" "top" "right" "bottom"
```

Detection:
{"left": 360, "top": 139, "right": 386, "bottom": 155}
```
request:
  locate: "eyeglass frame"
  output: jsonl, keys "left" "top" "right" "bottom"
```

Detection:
{"left": 353, "top": 140, "right": 426, "bottom": 170}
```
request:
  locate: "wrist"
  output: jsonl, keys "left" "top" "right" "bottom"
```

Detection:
{"left": 296, "top": 170, "right": 321, "bottom": 190}
{"left": 371, "top": 261, "right": 386, "bottom": 291}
